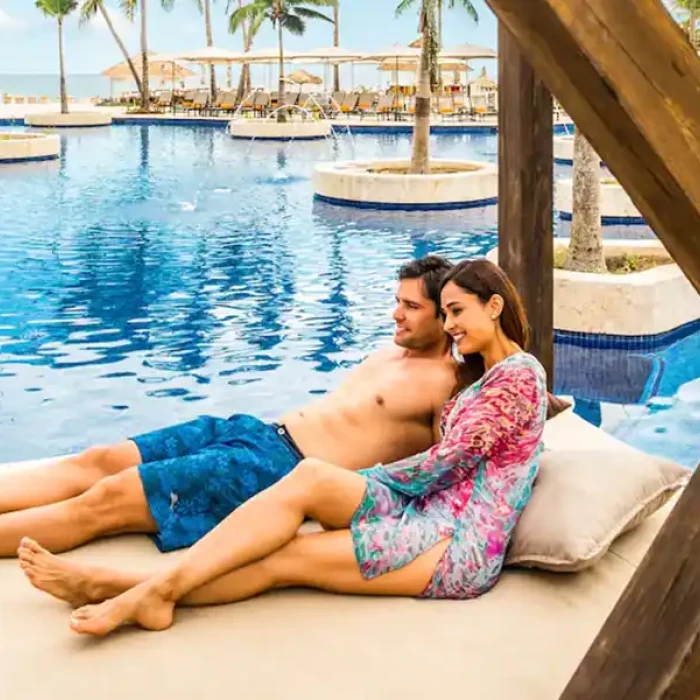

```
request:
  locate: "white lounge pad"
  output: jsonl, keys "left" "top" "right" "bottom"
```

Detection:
{"left": 0, "top": 412, "right": 675, "bottom": 700}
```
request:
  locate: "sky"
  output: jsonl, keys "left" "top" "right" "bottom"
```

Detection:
{"left": 0, "top": 0, "right": 499, "bottom": 84}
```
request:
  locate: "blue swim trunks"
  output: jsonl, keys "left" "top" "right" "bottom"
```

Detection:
{"left": 131, "top": 414, "right": 303, "bottom": 552}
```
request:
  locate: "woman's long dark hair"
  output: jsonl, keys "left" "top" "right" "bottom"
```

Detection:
{"left": 440, "top": 258, "right": 530, "bottom": 389}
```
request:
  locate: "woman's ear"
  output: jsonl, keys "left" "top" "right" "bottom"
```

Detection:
{"left": 489, "top": 294, "right": 505, "bottom": 320}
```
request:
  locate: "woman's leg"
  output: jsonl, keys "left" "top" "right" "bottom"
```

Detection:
{"left": 0, "top": 467, "right": 157, "bottom": 557}
{"left": 20, "top": 531, "right": 451, "bottom": 611}
{"left": 66, "top": 458, "right": 376, "bottom": 635}
{"left": 0, "top": 442, "right": 142, "bottom": 514}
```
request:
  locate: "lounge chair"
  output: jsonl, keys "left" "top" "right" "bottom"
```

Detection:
{"left": 0, "top": 411, "right": 680, "bottom": 700}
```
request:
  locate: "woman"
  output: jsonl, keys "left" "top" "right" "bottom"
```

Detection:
{"left": 19, "top": 259, "right": 548, "bottom": 636}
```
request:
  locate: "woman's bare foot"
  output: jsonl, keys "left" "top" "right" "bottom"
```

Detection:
{"left": 18, "top": 537, "right": 99, "bottom": 608}
{"left": 70, "top": 580, "right": 175, "bottom": 637}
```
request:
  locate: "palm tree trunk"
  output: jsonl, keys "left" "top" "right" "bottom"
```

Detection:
{"left": 98, "top": 1, "right": 143, "bottom": 98}
{"left": 437, "top": 0, "right": 443, "bottom": 88}
{"left": 690, "top": 8, "right": 698, "bottom": 48}
{"left": 58, "top": 17, "right": 68, "bottom": 114}
{"left": 333, "top": 0, "right": 340, "bottom": 92}
{"left": 140, "top": 0, "right": 150, "bottom": 112}
{"left": 563, "top": 128, "right": 607, "bottom": 273}
{"left": 235, "top": 0, "right": 251, "bottom": 104}
{"left": 203, "top": 0, "right": 217, "bottom": 97}
{"left": 276, "top": 1, "right": 286, "bottom": 124}
{"left": 410, "top": 0, "right": 434, "bottom": 174}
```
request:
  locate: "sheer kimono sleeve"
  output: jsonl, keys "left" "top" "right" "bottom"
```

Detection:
{"left": 369, "top": 360, "right": 543, "bottom": 498}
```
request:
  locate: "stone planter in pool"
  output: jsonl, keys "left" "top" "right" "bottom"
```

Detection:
{"left": 228, "top": 118, "right": 331, "bottom": 141}
{"left": 24, "top": 112, "right": 112, "bottom": 128}
{"left": 553, "top": 135, "right": 602, "bottom": 165}
{"left": 556, "top": 177, "right": 645, "bottom": 225}
{"left": 313, "top": 159, "right": 498, "bottom": 210}
{"left": 489, "top": 239, "right": 700, "bottom": 336}
{"left": 0, "top": 132, "right": 60, "bottom": 163}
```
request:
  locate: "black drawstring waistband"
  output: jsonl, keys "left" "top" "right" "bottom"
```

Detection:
{"left": 271, "top": 422, "right": 305, "bottom": 459}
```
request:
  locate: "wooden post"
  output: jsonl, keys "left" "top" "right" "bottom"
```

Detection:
{"left": 497, "top": 25, "right": 554, "bottom": 386}
{"left": 485, "top": 0, "right": 700, "bottom": 294}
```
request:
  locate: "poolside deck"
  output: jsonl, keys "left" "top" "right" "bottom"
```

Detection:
{"left": 0, "top": 411, "right": 674, "bottom": 700}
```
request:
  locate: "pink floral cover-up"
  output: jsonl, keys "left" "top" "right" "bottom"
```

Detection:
{"left": 351, "top": 352, "right": 548, "bottom": 599}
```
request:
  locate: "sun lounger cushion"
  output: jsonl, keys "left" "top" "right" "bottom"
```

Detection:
{"left": 506, "top": 445, "right": 689, "bottom": 572}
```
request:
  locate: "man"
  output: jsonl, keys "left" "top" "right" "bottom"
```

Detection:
{"left": 0, "top": 256, "right": 458, "bottom": 557}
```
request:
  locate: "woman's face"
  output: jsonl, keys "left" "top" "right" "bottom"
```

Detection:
{"left": 440, "top": 280, "right": 502, "bottom": 356}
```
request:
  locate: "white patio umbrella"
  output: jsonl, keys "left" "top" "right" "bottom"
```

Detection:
{"left": 175, "top": 47, "right": 247, "bottom": 64}
{"left": 440, "top": 43, "right": 497, "bottom": 60}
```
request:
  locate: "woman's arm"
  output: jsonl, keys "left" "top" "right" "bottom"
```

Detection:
{"left": 371, "top": 359, "right": 545, "bottom": 497}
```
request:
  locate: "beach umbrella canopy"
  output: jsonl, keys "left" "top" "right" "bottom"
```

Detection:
{"left": 102, "top": 53, "right": 195, "bottom": 81}
{"left": 376, "top": 57, "right": 472, "bottom": 72}
{"left": 359, "top": 44, "right": 422, "bottom": 62}
{"left": 289, "top": 46, "right": 366, "bottom": 63}
{"left": 240, "top": 47, "right": 289, "bottom": 63}
{"left": 175, "top": 47, "right": 247, "bottom": 64}
{"left": 284, "top": 69, "right": 323, "bottom": 85}
{"left": 440, "top": 43, "right": 497, "bottom": 59}
{"left": 470, "top": 66, "right": 497, "bottom": 88}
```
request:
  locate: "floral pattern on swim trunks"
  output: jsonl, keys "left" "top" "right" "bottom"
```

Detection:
{"left": 351, "top": 352, "right": 547, "bottom": 599}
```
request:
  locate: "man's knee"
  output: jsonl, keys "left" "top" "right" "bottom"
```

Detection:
{"left": 289, "top": 458, "right": 334, "bottom": 490}
{"left": 73, "top": 472, "right": 143, "bottom": 532}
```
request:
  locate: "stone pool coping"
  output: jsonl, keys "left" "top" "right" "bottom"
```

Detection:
{"left": 556, "top": 177, "right": 645, "bottom": 225}
{"left": 24, "top": 112, "right": 113, "bottom": 128}
{"left": 0, "top": 131, "right": 60, "bottom": 163}
{"left": 489, "top": 239, "right": 700, "bottom": 338}
{"left": 313, "top": 159, "right": 498, "bottom": 211}
{"left": 227, "top": 118, "right": 331, "bottom": 140}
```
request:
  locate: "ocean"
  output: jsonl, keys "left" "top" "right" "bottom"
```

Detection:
{"left": 0, "top": 72, "right": 213, "bottom": 100}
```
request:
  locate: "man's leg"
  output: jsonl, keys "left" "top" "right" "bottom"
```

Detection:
{"left": 0, "top": 467, "right": 157, "bottom": 557}
{"left": 0, "top": 442, "right": 142, "bottom": 514}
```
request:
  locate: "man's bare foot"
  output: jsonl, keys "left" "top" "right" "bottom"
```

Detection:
{"left": 70, "top": 580, "right": 175, "bottom": 637}
{"left": 18, "top": 537, "right": 98, "bottom": 608}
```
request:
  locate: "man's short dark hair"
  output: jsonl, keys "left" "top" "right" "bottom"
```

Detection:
{"left": 397, "top": 255, "right": 453, "bottom": 316}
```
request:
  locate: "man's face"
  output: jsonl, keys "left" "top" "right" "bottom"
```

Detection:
{"left": 392, "top": 278, "right": 445, "bottom": 349}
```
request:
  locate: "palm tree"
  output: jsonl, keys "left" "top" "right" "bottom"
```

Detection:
{"left": 410, "top": 0, "right": 437, "bottom": 174}
{"left": 332, "top": 0, "right": 339, "bottom": 92}
{"left": 396, "top": 0, "right": 478, "bottom": 61}
{"left": 229, "top": 0, "right": 334, "bottom": 123}
{"left": 36, "top": 0, "right": 78, "bottom": 114}
{"left": 80, "top": 0, "right": 143, "bottom": 99}
{"left": 192, "top": 0, "right": 217, "bottom": 96}
{"left": 563, "top": 127, "right": 607, "bottom": 273}
{"left": 227, "top": 0, "right": 266, "bottom": 103}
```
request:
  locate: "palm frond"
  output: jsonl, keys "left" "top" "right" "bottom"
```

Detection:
{"left": 229, "top": 0, "right": 268, "bottom": 33}
{"left": 248, "top": 8, "right": 266, "bottom": 39}
{"left": 161, "top": 0, "right": 176, "bottom": 10}
{"left": 192, "top": 0, "right": 204, "bottom": 12}
{"left": 287, "top": 0, "right": 335, "bottom": 6}
{"left": 394, "top": 0, "right": 416, "bottom": 18}
{"left": 79, "top": 0, "right": 99, "bottom": 22}
{"left": 446, "top": 0, "right": 478, "bottom": 23}
{"left": 281, "top": 12, "right": 305, "bottom": 35}
{"left": 119, "top": 0, "right": 137, "bottom": 22}
{"left": 294, "top": 6, "right": 332, "bottom": 22}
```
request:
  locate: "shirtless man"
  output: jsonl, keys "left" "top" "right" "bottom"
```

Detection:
{"left": 0, "top": 256, "right": 458, "bottom": 557}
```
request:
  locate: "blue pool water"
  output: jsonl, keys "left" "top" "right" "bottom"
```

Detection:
{"left": 0, "top": 124, "right": 698, "bottom": 468}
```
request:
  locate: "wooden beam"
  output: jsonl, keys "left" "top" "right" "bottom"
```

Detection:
{"left": 485, "top": 0, "right": 700, "bottom": 294}
{"left": 497, "top": 25, "right": 554, "bottom": 386}
{"left": 560, "top": 464, "right": 700, "bottom": 699}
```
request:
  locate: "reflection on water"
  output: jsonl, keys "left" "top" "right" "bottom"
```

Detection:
{"left": 0, "top": 125, "right": 698, "bottom": 468}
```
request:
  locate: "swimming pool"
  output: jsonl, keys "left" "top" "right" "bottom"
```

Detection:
{"left": 0, "top": 124, "right": 697, "bottom": 468}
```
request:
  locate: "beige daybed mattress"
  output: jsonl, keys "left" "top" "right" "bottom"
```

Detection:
{"left": 0, "top": 412, "right": 672, "bottom": 700}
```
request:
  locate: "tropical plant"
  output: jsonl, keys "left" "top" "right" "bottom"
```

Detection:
{"left": 563, "top": 127, "right": 607, "bottom": 273}
{"left": 123, "top": 0, "right": 175, "bottom": 112}
{"left": 36, "top": 0, "right": 78, "bottom": 114}
{"left": 80, "top": 0, "right": 143, "bottom": 98}
{"left": 229, "top": 0, "right": 334, "bottom": 122}
{"left": 227, "top": 0, "right": 266, "bottom": 102}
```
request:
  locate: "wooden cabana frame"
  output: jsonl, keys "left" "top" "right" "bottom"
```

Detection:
{"left": 489, "top": 0, "right": 700, "bottom": 697}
